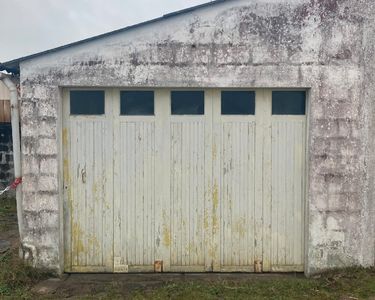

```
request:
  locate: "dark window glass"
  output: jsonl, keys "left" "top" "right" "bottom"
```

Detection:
{"left": 120, "top": 91, "right": 154, "bottom": 115}
{"left": 272, "top": 91, "right": 306, "bottom": 115}
{"left": 171, "top": 91, "right": 204, "bottom": 115}
{"left": 221, "top": 91, "right": 255, "bottom": 115}
{"left": 70, "top": 90, "right": 104, "bottom": 115}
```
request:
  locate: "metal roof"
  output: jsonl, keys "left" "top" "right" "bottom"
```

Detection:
{"left": 0, "top": 0, "right": 228, "bottom": 74}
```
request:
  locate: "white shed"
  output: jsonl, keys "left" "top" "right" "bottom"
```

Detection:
{"left": 0, "top": 0, "right": 374, "bottom": 275}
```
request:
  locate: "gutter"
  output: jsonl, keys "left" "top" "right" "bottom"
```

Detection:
{"left": 0, "top": 73, "right": 23, "bottom": 242}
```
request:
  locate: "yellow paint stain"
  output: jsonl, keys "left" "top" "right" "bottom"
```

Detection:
{"left": 162, "top": 226, "right": 171, "bottom": 247}
{"left": 212, "top": 143, "right": 217, "bottom": 160}
{"left": 62, "top": 128, "right": 68, "bottom": 147}
{"left": 63, "top": 128, "right": 73, "bottom": 213}
{"left": 68, "top": 195, "right": 74, "bottom": 213}
{"left": 63, "top": 159, "right": 70, "bottom": 182}
{"left": 208, "top": 243, "right": 218, "bottom": 262}
{"left": 87, "top": 235, "right": 100, "bottom": 254}
{"left": 92, "top": 182, "right": 100, "bottom": 204}
{"left": 235, "top": 218, "right": 246, "bottom": 238}
{"left": 72, "top": 222, "right": 85, "bottom": 254}
{"left": 62, "top": 129, "right": 70, "bottom": 182}
{"left": 204, "top": 214, "right": 209, "bottom": 230}
{"left": 212, "top": 215, "right": 219, "bottom": 234}
{"left": 212, "top": 183, "right": 219, "bottom": 211}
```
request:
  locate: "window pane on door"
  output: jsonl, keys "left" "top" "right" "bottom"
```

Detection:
{"left": 272, "top": 91, "right": 306, "bottom": 115}
{"left": 221, "top": 91, "right": 255, "bottom": 115}
{"left": 171, "top": 91, "right": 204, "bottom": 115}
{"left": 70, "top": 90, "right": 105, "bottom": 115}
{"left": 120, "top": 91, "right": 154, "bottom": 115}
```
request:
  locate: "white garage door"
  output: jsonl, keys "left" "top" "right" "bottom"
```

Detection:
{"left": 63, "top": 88, "right": 306, "bottom": 273}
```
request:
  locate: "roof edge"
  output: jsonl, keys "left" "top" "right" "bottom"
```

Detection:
{"left": 0, "top": 0, "right": 228, "bottom": 74}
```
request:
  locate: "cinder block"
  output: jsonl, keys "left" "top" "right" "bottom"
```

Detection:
{"left": 38, "top": 175, "right": 58, "bottom": 192}
{"left": 22, "top": 156, "right": 39, "bottom": 175}
{"left": 39, "top": 120, "right": 56, "bottom": 138}
{"left": 37, "top": 139, "right": 57, "bottom": 156}
{"left": 40, "top": 158, "right": 58, "bottom": 175}
{"left": 23, "top": 193, "right": 58, "bottom": 212}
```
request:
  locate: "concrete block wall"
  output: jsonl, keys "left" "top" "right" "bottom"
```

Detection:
{"left": 19, "top": 89, "right": 60, "bottom": 269}
{"left": 0, "top": 123, "right": 14, "bottom": 191}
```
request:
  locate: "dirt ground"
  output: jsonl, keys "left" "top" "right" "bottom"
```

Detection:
{"left": 35, "top": 273, "right": 306, "bottom": 299}
{"left": 1, "top": 196, "right": 375, "bottom": 299}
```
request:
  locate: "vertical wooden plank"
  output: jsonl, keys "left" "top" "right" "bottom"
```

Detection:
{"left": 86, "top": 121, "right": 94, "bottom": 266}
{"left": 271, "top": 121, "right": 280, "bottom": 266}
{"left": 0, "top": 100, "right": 4, "bottom": 122}
{"left": 154, "top": 89, "right": 171, "bottom": 271}
{"left": 262, "top": 90, "right": 272, "bottom": 272}
{"left": 289, "top": 121, "right": 296, "bottom": 266}
{"left": 80, "top": 120, "right": 87, "bottom": 266}
{"left": 5, "top": 100, "right": 10, "bottom": 123}
{"left": 62, "top": 90, "right": 72, "bottom": 271}
{"left": 301, "top": 121, "right": 306, "bottom": 266}
{"left": 254, "top": 90, "right": 265, "bottom": 267}
{"left": 103, "top": 89, "right": 114, "bottom": 271}
{"left": 242, "top": 122, "right": 248, "bottom": 266}
{"left": 211, "top": 89, "right": 221, "bottom": 271}
{"left": 0, "top": 100, "right": 11, "bottom": 123}
{"left": 250, "top": 123, "right": 256, "bottom": 267}
{"left": 190, "top": 122, "right": 195, "bottom": 266}
{"left": 113, "top": 90, "right": 121, "bottom": 267}
{"left": 270, "top": 115, "right": 306, "bottom": 271}
{"left": 204, "top": 89, "right": 214, "bottom": 271}
{"left": 71, "top": 119, "right": 79, "bottom": 267}
{"left": 232, "top": 122, "right": 238, "bottom": 266}
{"left": 182, "top": 122, "right": 188, "bottom": 266}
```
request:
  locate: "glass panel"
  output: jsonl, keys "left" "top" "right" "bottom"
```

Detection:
{"left": 272, "top": 91, "right": 306, "bottom": 115}
{"left": 171, "top": 91, "right": 204, "bottom": 115}
{"left": 120, "top": 91, "right": 154, "bottom": 115}
{"left": 70, "top": 90, "right": 104, "bottom": 115}
{"left": 221, "top": 91, "right": 255, "bottom": 115}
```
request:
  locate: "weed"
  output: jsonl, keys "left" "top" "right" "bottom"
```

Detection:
{"left": 0, "top": 248, "right": 52, "bottom": 297}
{"left": 0, "top": 197, "right": 52, "bottom": 298}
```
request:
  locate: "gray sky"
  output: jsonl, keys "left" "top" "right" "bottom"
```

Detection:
{"left": 0, "top": 0, "right": 209, "bottom": 62}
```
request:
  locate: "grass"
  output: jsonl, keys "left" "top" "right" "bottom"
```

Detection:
{"left": 0, "top": 196, "right": 17, "bottom": 232}
{"left": 0, "top": 196, "right": 16, "bottom": 214}
{"left": 0, "top": 249, "right": 51, "bottom": 298}
{"left": 129, "top": 269, "right": 375, "bottom": 300}
{"left": 0, "top": 196, "right": 51, "bottom": 298}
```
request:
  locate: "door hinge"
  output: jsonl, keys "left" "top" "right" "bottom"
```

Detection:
{"left": 254, "top": 260, "right": 263, "bottom": 273}
{"left": 154, "top": 260, "right": 163, "bottom": 272}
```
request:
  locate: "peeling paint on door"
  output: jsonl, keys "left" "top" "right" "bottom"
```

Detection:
{"left": 64, "top": 88, "right": 306, "bottom": 273}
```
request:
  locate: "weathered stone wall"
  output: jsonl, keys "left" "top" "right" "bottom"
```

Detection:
{"left": 0, "top": 123, "right": 14, "bottom": 192}
{"left": 17, "top": 0, "right": 375, "bottom": 273}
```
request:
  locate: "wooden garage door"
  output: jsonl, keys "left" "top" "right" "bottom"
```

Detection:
{"left": 63, "top": 89, "right": 306, "bottom": 273}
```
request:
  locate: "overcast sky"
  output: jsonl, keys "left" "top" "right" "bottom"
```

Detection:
{"left": 0, "top": 0, "right": 210, "bottom": 62}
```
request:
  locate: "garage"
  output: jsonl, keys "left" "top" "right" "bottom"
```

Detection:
{"left": 62, "top": 89, "right": 306, "bottom": 273}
